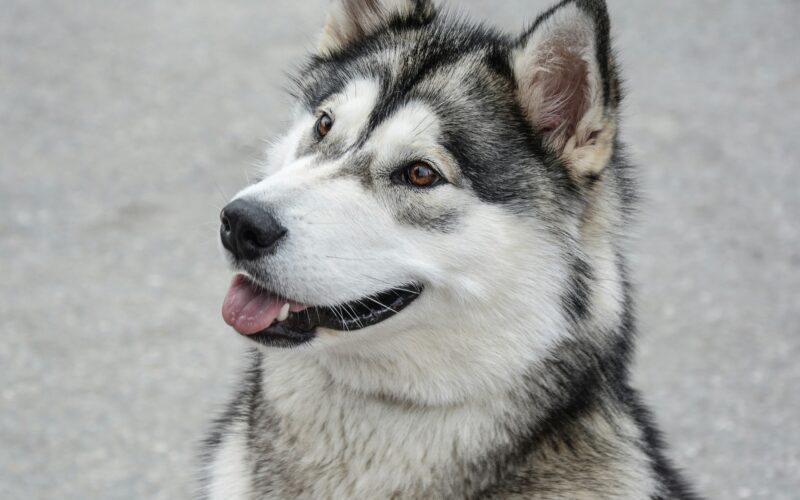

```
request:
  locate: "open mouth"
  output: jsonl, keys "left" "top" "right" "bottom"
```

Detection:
{"left": 221, "top": 274, "right": 422, "bottom": 347}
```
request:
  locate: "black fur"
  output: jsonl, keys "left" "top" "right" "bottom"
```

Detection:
{"left": 203, "top": 1, "right": 701, "bottom": 498}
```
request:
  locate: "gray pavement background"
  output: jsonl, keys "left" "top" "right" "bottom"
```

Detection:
{"left": 1, "top": 1, "right": 798, "bottom": 498}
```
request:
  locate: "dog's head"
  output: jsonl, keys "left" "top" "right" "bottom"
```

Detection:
{"left": 219, "top": 0, "right": 627, "bottom": 402}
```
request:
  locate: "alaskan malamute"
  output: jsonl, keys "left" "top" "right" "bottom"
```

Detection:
{"left": 202, "top": 0, "right": 700, "bottom": 498}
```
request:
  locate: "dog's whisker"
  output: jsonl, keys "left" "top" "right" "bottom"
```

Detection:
{"left": 342, "top": 302, "right": 364, "bottom": 329}
{"left": 362, "top": 295, "right": 398, "bottom": 315}
{"left": 331, "top": 304, "right": 349, "bottom": 332}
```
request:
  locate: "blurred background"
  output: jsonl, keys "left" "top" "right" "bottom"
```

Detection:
{"left": 1, "top": 0, "right": 798, "bottom": 498}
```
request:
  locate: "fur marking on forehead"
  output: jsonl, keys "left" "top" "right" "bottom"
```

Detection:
{"left": 324, "top": 78, "right": 381, "bottom": 144}
{"left": 368, "top": 101, "right": 440, "bottom": 156}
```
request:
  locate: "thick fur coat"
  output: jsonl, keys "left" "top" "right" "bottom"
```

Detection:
{"left": 201, "top": 1, "right": 700, "bottom": 498}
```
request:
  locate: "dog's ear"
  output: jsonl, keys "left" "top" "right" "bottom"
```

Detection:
{"left": 512, "top": 0, "right": 620, "bottom": 178}
{"left": 319, "top": 0, "right": 436, "bottom": 55}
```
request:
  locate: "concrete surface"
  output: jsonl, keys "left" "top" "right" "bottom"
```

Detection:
{"left": 1, "top": 1, "right": 798, "bottom": 498}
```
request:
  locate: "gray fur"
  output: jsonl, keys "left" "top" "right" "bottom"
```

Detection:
{"left": 202, "top": 1, "right": 700, "bottom": 498}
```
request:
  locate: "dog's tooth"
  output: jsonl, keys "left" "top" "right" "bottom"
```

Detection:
{"left": 277, "top": 303, "right": 290, "bottom": 322}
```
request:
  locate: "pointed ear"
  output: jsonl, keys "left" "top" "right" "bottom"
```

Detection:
{"left": 512, "top": 0, "right": 620, "bottom": 178}
{"left": 319, "top": 0, "right": 436, "bottom": 55}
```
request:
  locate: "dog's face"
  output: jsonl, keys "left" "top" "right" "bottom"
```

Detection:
{"left": 219, "top": 0, "right": 621, "bottom": 383}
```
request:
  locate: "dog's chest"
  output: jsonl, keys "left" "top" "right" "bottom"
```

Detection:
{"left": 243, "top": 357, "right": 504, "bottom": 499}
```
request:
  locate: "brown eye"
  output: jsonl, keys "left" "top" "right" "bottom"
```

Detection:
{"left": 406, "top": 162, "right": 441, "bottom": 187}
{"left": 316, "top": 113, "right": 333, "bottom": 138}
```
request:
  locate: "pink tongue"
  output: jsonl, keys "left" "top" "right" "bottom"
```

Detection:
{"left": 222, "top": 275, "right": 285, "bottom": 335}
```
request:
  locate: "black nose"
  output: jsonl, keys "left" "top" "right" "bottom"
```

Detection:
{"left": 220, "top": 199, "right": 287, "bottom": 260}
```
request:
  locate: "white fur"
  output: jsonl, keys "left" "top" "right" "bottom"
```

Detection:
{"left": 205, "top": 421, "right": 252, "bottom": 500}
{"left": 210, "top": 16, "right": 647, "bottom": 494}
{"left": 211, "top": 90, "right": 596, "bottom": 496}
{"left": 321, "top": 78, "right": 382, "bottom": 145}
{"left": 259, "top": 349, "right": 520, "bottom": 498}
{"left": 234, "top": 85, "right": 574, "bottom": 404}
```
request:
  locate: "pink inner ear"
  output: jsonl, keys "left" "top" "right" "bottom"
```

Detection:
{"left": 528, "top": 43, "right": 590, "bottom": 148}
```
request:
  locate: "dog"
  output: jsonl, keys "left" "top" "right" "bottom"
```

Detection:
{"left": 201, "top": 0, "right": 700, "bottom": 498}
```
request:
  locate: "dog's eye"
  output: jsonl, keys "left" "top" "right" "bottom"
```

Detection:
{"left": 316, "top": 113, "right": 333, "bottom": 138}
{"left": 401, "top": 162, "right": 442, "bottom": 188}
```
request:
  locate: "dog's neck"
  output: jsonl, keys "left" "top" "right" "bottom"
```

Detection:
{"left": 248, "top": 313, "right": 643, "bottom": 497}
{"left": 254, "top": 346, "right": 532, "bottom": 497}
